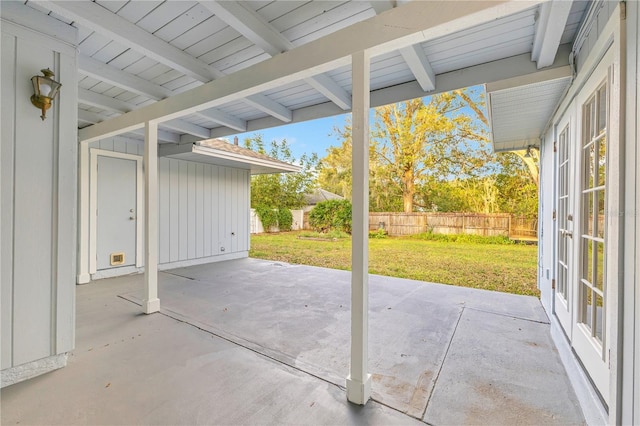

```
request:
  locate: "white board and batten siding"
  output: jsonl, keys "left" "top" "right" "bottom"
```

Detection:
{"left": 158, "top": 156, "right": 250, "bottom": 265}
{"left": 87, "top": 136, "right": 250, "bottom": 276}
{"left": 0, "top": 12, "right": 78, "bottom": 384}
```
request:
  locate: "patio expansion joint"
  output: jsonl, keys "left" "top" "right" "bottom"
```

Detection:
{"left": 116, "top": 294, "right": 432, "bottom": 423}
{"left": 162, "top": 271, "right": 196, "bottom": 280}
{"left": 418, "top": 304, "right": 466, "bottom": 423}
{"left": 464, "top": 306, "right": 550, "bottom": 325}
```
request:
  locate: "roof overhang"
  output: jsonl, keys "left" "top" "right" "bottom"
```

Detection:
{"left": 487, "top": 68, "right": 573, "bottom": 153}
{"left": 159, "top": 141, "right": 301, "bottom": 175}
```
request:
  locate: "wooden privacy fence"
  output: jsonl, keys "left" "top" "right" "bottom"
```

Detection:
{"left": 367, "top": 212, "right": 537, "bottom": 239}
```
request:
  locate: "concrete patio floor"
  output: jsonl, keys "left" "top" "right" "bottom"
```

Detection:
{"left": 1, "top": 258, "right": 585, "bottom": 425}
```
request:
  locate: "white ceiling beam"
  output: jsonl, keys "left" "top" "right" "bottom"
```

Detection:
{"left": 531, "top": 0, "right": 573, "bottom": 69}
{"left": 79, "top": 0, "right": 540, "bottom": 143}
{"left": 399, "top": 45, "right": 436, "bottom": 92}
{"left": 36, "top": 1, "right": 222, "bottom": 82}
{"left": 79, "top": 89, "right": 211, "bottom": 139}
{"left": 242, "top": 95, "right": 292, "bottom": 123}
{"left": 369, "top": 1, "right": 396, "bottom": 14}
{"left": 201, "top": 0, "right": 351, "bottom": 110}
{"left": 79, "top": 55, "right": 173, "bottom": 101}
{"left": 195, "top": 109, "right": 247, "bottom": 132}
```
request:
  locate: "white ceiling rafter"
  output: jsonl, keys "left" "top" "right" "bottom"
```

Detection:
{"left": 78, "top": 109, "right": 181, "bottom": 143}
{"left": 79, "top": 88, "right": 211, "bottom": 139}
{"left": 241, "top": 94, "right": 292, "bottom": 123}
{"left": 369, "top": 1, "right": 396, "bottom": 15}
{"left": 79, "top": 55, "right": 173, "bottom": 100}
{"left": 196, "top": 109, "right": 247, "bottom": 132}
{"left": 370, "top": 0, "right": 436, "bottom": 92}
{"left": 399, "top": 46, "right": 436, "bottom": 92}
{"left": 200, "top": 0, "right": 352, "bottom": 110}
{"left": 36, "top": 1, "right": 219, "bottom": 82}
{"left": 78, "top": 0, "right": 542, "bottom": 144}
{"left": 38, "top": 0, "right": 294, "bottom": 125}
{"left": 531, "top": 0, "right": 573, "bottom": 68}
{"left": 79, "top": 55, "right": 243, "bottom": 133}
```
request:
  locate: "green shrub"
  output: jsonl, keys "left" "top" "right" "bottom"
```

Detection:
{"left": 369, "top": 228, "right": 388, "bottom": 239}
{"left": 277, "top": 208, "right": 293, "bottom": 231}
{"left": 255, "top": 205, "right": 278, "bottom": 231}
{"left": 309, "top": 199, "right": 352, "bottom": 233}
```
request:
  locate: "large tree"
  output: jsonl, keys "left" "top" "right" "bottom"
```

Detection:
{"left": 320, "top": 88, "right": 491, "bottom": 212}
{"left": 319, "top": 88, "right": 540, "bottom": 215}
{"left": 244, "top": 135, "right": 319, "bottom": 209}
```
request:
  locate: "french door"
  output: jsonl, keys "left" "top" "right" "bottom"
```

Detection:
{"left": 554, "top": 122, "right": 572, "bottom": 334}
{"left": 554, "top": 49, "right": 614, "bottom": 405}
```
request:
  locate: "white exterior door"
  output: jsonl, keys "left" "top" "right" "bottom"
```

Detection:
{"left": 96, "top": 155, "right": 138, "bottom": 270}
{"left": 571, "top": 65, "right": 610, "bottom": 404}
{"left": 552, "top": 48, "right": 615, "bottom": 406}
{"left": 554, "top": 120, "right": 573, "bottom": 335}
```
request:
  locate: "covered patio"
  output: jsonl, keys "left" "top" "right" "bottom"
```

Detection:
{"left": 2, "top": 259, "right": 584, "bottom": 425}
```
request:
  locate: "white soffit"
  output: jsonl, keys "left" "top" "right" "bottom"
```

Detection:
{"left": 489, "top": 76, "right": 572, "bottom": 152}
{"left": 159, "top": 140, "right": 301, "bottom": 175}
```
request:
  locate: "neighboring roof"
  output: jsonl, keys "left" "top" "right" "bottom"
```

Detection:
{"left": 159, "top": 139, "right": 301, "bottom": 175}
{"left": 305, "top": 188, "right": 344, "bottom": 206}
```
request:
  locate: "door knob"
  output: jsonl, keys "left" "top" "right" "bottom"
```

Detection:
{"left": 129, "top": 216, "right": 135, "bottom": 220}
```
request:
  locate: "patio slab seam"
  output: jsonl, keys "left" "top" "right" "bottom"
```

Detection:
{"left": 464, "top": 306, "right": 551, "bottom": 325}
{"left": 117, "top": 293, "right": 429, "bottom": 425}
{"left": 419, "top": 305, "right": 465, "bottom": 422}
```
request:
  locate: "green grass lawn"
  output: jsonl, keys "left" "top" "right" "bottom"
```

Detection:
{"left": 250, "top": 231, "right": 539, "bottom": 296}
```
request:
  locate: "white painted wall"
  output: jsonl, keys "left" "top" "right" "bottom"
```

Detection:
{"left": 80, "top": 136, "right": 250, "bottom": 280}
{"left": 0, "top": 11, "right": 77, "bottom": 383}
{"left": 158, "top": 156, "right": 250, "bottom": 265}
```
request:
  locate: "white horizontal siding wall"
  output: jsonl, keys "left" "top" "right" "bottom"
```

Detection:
{"left": 1, "top": 14, "right": 77, "bottom": 383}
{"left": 86, "top": 136, "right": 250, "bottom": 276}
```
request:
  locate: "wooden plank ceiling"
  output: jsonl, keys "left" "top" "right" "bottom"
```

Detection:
{"left": 24, "top": 0, "right": 589, "bottom": 146}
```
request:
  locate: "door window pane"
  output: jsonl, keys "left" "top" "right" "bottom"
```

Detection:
{"left": 598, "top": 86, "right": 607, "bottom": 134}
{"left": 596, "top": 241, "right": 604, "bottom": 292}
{"left": 595, "top": 294, "right": 604, "bottom": 343}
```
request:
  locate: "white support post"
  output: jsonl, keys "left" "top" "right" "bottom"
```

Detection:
{"left": 77, "top": 142, "right": 91, "bottom": 284}
{"left": 346, "top": 49, "right": 372, "bottom": 405}
{"left": 143, "top": 121, "right": 160, "bottom": 314}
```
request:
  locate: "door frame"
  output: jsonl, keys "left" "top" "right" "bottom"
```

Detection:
{"left": 89, "top": 149, "right": 144, "bottom": 274}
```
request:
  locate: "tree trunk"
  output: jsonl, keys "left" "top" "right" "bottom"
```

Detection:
{"left": 403, "top": 169, "right": 414, "bottom": 213}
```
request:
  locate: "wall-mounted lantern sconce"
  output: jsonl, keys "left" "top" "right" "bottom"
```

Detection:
{"left": 31, "top": 68, "right": 62, "bottom": 121}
